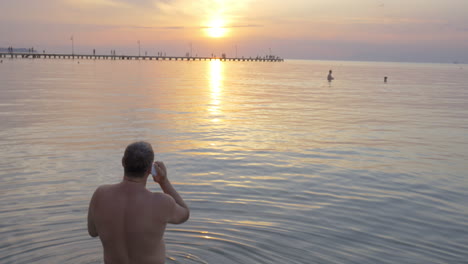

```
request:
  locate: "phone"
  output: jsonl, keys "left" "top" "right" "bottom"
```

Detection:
{"left": 151, "top": 164, "right": 157, "bottom": 176}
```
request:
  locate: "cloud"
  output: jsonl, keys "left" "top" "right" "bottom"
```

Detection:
{"left": 65, "top": 0, "right": 130, "bottom": 8}
{"left": 113, "top": 0, "right": 164, "bottom": 6}
{"left": 129, "top": 24, "right": 263, "bottom": 30}
{"left": 65, "top": 0, "right": 171, "bottom": 8}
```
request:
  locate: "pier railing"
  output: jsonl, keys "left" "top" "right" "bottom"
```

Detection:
{"left": 0, "top": 52, "right": 284, "bottom": 62}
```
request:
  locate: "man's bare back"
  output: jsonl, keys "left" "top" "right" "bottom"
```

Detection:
{"left": 88, "top": 142, "right": 189, "bottom": 264}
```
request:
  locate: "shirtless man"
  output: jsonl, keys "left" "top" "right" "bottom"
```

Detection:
{"left": 88, "top": 141, "right": 190, "bottom": 264}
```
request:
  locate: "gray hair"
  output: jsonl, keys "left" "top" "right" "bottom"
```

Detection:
{"left": 122, "top": 141, "right": 154, "bottom": 177}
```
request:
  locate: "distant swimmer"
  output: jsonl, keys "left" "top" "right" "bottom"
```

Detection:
{"left": 327, "top": 70, "right": 334, "bottom": 82}
{"left": 384, "top": 76, "right": 388, "bottom": 83}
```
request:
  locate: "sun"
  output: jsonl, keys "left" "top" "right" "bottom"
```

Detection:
{"left": 204, "top": 19, "right": 228, "bottom": 38}
{"left": 206, "top": 27, "right": 226, "bottom": 38}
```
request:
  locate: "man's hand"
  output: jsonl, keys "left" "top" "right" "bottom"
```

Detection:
{"left": 152, "top": 161, "right": 167, "bottom": 184}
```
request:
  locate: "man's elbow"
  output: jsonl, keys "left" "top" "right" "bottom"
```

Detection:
{"left": 172, "top": 209, "right": 190, "bottom": 224}
{"left": 88, "top": 229, "right": 99, "bottom": 238}
{"left": 181, "top": 210, "right": 190, "bottom": 223}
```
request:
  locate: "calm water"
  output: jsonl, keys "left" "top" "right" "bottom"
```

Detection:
{"left": 1, "top": 58, "right": 467, "bottom": 264}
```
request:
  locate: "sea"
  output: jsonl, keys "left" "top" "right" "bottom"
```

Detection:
{"left": 0, "top": 58, "right": 467, "bottom": 264}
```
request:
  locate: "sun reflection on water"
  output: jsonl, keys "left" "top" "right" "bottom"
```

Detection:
{"left": 208, "top": 59, "right": 223, "bottom": 121}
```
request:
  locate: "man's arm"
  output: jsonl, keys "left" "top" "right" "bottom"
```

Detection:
{"left": 160, "top": 180, "right": 190, "bottom": 224}
{"left": 153, "top": 161, "right": 190, "bottom": 224}
{"left": 87, "top": 188, "right": 99, "bottom": 237}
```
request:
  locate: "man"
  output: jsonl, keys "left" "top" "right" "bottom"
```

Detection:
{"left": 327, "top": 70, "right": 334, "bottom": 82}
{"left": 88, "top": 141, "right": 190, "bottom": 264}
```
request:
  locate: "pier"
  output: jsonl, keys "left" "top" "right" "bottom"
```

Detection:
{"left": 0, "top": 52, "right": 284, "bottom": 62}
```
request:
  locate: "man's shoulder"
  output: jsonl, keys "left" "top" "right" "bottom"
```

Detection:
{"left": 151, "top": 192, "right": 176, "bottom": 206}
{"left": 93, "top": 183, "right": 119, "bottom": 196}
{"left": 151, "top": 192, "right": 173, "bottom": 200}
{"left": 96, "top": 183, "right": 115, "bottom": 191}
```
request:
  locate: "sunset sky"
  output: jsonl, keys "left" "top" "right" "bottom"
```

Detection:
{"left": 1, "top": 0, "right": 467, "bottom": 63}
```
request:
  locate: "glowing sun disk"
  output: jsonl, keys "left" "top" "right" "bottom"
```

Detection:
{"left": 205, "top": 19, "right": 228, "bottom": 38}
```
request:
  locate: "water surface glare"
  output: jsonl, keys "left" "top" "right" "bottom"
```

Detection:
{"left": 1, "top": 59, "right": 467, "bottom": 263}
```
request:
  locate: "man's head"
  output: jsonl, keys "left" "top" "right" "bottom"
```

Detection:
{"left": 122, "top": 141, "right": 154, "bottom": 178}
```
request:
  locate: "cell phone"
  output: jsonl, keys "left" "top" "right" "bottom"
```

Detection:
{"left": 151, "top": 164, "right": 157, "bottom": 176}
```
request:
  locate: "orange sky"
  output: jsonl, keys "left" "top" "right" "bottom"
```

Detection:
{"left": 1, "top": 0, "right": 468, "bottom": 62}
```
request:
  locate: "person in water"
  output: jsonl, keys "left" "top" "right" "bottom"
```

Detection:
{"left": 384, "top": 76, "right": 388, "bottom": 83}
{"left": 327, "top": 70, "right": 334, "bottom": 82}
{"left": 88, "top": 141, "right": 190, "bottom": 264}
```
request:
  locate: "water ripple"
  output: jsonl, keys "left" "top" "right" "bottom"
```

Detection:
{"left": 1, "top": 60, "right": 467, "bottom": 263}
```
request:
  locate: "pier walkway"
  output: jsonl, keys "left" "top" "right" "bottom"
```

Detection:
{"left": 0, "top": 52, "right": 283, "bottom": 62}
